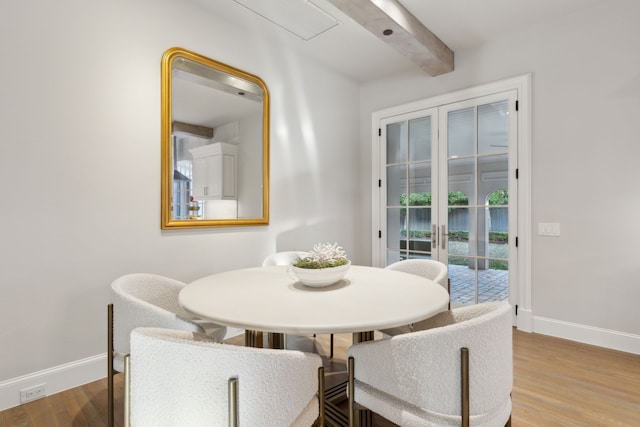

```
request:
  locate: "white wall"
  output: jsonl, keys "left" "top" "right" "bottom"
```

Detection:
{"left": 0, "top": 0, "right": 362, "bottom": 407}
{"left": 359, "top": 1, "right": 640, "bottom": 350}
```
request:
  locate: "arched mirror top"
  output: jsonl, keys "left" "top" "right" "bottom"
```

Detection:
{"left": 161, "top": 47, "right": 269, "bottom": 229}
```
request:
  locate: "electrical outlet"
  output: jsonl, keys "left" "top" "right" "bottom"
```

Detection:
{"left": 20, "top": 384, "right": 46, "bottom": 403}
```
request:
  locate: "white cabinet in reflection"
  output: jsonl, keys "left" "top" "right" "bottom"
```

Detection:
{"left": 190, "top": 143, "right": 237, "bottom": 201}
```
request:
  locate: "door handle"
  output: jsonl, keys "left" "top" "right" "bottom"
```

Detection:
{"left": 441, "top": 225, "right": 448, "bottom": 250}
{"left": 432, "top": 224, "right": 437, "bottom": 248}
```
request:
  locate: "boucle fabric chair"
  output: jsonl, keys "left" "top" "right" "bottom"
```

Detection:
{"left": 124, "top": 327, "right": 324, "bottom": 427}
{"left": 386, "top": 259, "right": 448, "bottom": 288}
{"left": 262, "top": 251, "right": 335, "bottom": 358}
{"left": 108, "top": 273, "right": 226, "bottom": 427}
{"left": 380, "top": 259, "right": 449, "bottom": 336}
{"left": 348, "top": 302, "right": 512, "bottom": 427}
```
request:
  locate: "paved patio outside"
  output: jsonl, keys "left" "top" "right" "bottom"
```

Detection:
{"left": 448, "top": 264, "right": 509, "bottom": 305}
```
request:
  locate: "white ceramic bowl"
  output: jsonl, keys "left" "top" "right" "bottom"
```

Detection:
{"left": 290, "top": 261, "right": 351, "bottom": 288}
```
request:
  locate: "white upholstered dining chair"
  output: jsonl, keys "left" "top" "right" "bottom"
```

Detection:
{"left": 108, "top": 273, "right": 227, "bottom": 427}
{"left": 380, "top": 258, "right": 449, "bottom": 336}
{"left": 124, "top": 327, "right": 325, "bottom": 427}
{"left": 261, "top": 251, "right": 335, "bottom": 358}
{"left": 348, "top": 302, "right": 513, "bottom": 427}
{"left": 386, "top": 258, "right": 448, "bottom": 288}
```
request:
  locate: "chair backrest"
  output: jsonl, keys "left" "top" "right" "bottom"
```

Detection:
{"left": 110, "top": 273, "right": 209, "bottom": 358}
{"left": 348, "top": 302, "right": 512, "bottom": 420}
{"left": 128, "top": 327, "right": 322, "bottom": 426}
{"left": 262, "top": 251, "right": 311, "bottom": 266}
{"left": 385, "top": 259, "right": 448, "bottom": 289}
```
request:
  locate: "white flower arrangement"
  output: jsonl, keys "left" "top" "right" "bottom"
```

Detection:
{"left": 294, "top": 242, "right": 350, "bottom": 269}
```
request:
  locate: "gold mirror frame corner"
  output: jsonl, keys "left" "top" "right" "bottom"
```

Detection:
{"left": 160, "top": 47, "right": 270, "bottom": 230}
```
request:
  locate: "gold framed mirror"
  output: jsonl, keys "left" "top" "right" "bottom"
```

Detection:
{"left": 161, "top": 47, "right": 269, "bottom": 229}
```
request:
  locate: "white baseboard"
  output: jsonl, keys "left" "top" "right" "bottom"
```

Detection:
{"left": 516, "top": 308, "right": 534, "bottom": 332}
{"left": 0, "top": 354, "right": 107, "bottom": 412}
{"left": 533, "top": 316, "right": 640, "bottom": 355}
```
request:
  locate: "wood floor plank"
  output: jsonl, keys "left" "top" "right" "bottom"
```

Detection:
{"left": 2, "top": 403, "right": 29, "bottom": 427}
{"left": 511, "top": 331, "right": 640, "bottom": 426}
{"left": 50, "top": 389, "right": 74, "bottom": 427}
{"left": 1, "top": 330, "right": 639, "bottom": 426}
{"left": 32, "top": 398, "right": 58, "bottom": 427}
{"left": 84, "top": 379, "right": 108, "bottom": 426}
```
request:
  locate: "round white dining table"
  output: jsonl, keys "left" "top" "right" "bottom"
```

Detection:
{"left": 179, "top": 265, "right": 450, "bottom": 336}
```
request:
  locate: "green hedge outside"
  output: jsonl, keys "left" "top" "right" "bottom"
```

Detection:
{"left": 401, "top": 229, "right": 508, "bottom": 244}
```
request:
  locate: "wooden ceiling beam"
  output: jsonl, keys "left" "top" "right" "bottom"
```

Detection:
{"left": 326, "top": 0, "right": 454, "bottom": 76}
{"left": 172, "top": 121, "right": 214, "bottom": 139}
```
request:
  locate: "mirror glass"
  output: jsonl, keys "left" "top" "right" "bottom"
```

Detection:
{"left": 161, "top": 47, "right": 269, "bottom": 229}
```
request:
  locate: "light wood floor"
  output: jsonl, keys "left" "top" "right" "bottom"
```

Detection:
{"left": 2, "top": 330, "right": 639, "bottom": 426}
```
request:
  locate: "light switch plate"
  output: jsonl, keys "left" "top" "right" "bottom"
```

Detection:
{"left": 538, "top": 223, "right": 560, "bottom": 236}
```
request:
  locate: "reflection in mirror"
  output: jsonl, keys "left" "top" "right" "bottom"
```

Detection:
{"left": 161, "top": 47, "right": 269, "bottom": 229}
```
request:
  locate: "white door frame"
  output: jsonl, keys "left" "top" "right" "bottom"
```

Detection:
{"left": 371, "top": 74, "right": 532, "bottom": 331}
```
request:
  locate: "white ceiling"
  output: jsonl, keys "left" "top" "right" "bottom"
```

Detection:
{"left": 190, "top": 0, "right": 606, "bottom": 82}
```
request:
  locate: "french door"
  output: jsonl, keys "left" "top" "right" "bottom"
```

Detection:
{"left": 377, "top": 90, "right": 518, "bottom": 307}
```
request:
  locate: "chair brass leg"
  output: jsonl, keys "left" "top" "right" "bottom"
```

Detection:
{"left": 348, "top": 357, "right": 355, "bottom": 427}
{"left": 228, "top": 377, "right": 238, "bottom": 427}
{"left": 123, "top": 354, "right": 130, "bottom": 427}
{"left": 318, "top": 367, "right": 325, "bottom": 427}
{"left": 461, "top": 347, "right": 469, "bottom": 427}
{"left": 107, "top": 304, "right": 114, "bottom": 427}
{"left": 448, "top": 278, "right": 452, "bottom": 310}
